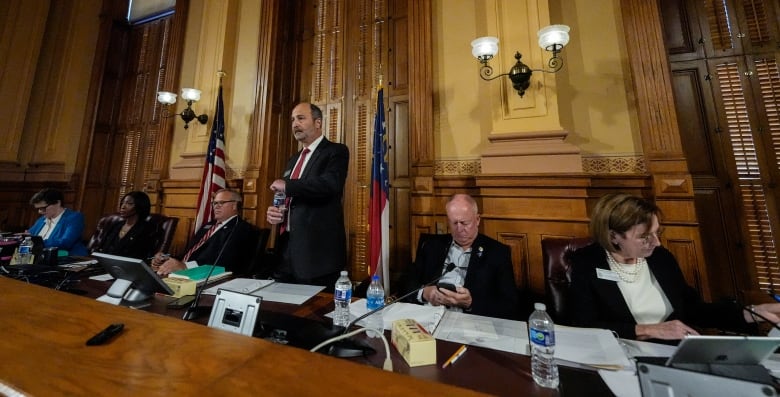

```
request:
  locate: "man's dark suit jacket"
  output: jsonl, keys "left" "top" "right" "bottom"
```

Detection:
{"left": 402, "top": 233, "right": 519, "bottom": 320}
{"left": 568, "top": 243, "right": 752, "bottom": 340}
{"left": 282, "top": 137, "right": 349, "bottom": 280}
{"left": 185, "top": 217, "right": 260, "bottom": 276}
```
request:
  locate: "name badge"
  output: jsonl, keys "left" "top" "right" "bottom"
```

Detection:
{"left": 596, "top": 268, "right": 620, "bottom": 282}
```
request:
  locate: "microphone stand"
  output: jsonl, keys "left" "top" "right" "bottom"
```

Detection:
{"left": 182, "top": 219, "right": 238, "bottom": 321}
{"left": 326, "top": 263, "right": 457, "bottom": 358}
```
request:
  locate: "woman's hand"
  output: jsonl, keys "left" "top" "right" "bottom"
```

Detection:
{"left": 745, "top": 303, "right": 780, "bottom": 323}
{"left": 635, "top": 320, "right": 699, "bottom": 340}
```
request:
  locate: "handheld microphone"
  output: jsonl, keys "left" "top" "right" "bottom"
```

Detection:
{"left": 182, "top": 218, "right": 238, "bottom": 321}
{"left": 325, "top": 263, "right": 457, "bottom": 358}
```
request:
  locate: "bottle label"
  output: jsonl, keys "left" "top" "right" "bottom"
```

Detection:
{"left": 529, "top": 328, "right": 555, "bottom": 347}
{"left": 366, "top": 296, "right": 384, "bottom": 311}
{"left": 334, "top": 288, "right": 352, "bottom": 301}
{"left": 19, "top": 245, "right": 31, "bottom": 255}
{"left": 273, "top": 194, "right": 285, "bottom": 207}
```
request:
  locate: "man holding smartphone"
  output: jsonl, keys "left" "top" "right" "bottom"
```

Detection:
{"left": 401, "top": 194, "right": 520, "bottom": 320}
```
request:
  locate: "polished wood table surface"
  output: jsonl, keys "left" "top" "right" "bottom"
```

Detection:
{"left": 0, "top": 275, "right": 614, "bottom": 396}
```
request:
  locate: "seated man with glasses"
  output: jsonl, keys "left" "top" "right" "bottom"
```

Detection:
{"left": 151, "top": 189, "right": 260, "bottom": 277}
{"left": 27, "top": 188, "right": 88, "bottom": 256}
{"left": 400, "top": 194, "right": 519, "bottom": 320}
{"left": 568, "top": 192, "right": 780, "bottom": 342}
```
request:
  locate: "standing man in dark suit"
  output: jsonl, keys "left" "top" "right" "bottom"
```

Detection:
{"left": 152, "top": 189, "right": 260, "bottom": 276}
{"left": 402, "top": 194, "right": 519, "bottom": 320}
{"left": 266, "top": 102, "right": 349, "bottom": 289}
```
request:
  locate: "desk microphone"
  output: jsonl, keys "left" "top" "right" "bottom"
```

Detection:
{"left": 325, "top": 263, "right": 457, "bottom": 358}
{"left": 182, "top": 219, "right": 238, "bottom": 321}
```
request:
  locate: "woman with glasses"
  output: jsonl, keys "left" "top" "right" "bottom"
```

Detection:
{"left": 568, "top": 192, "right": 780, "bottom": 341}
{"left": 27, "top": 188, "right": 88, "bottom": 256}
{"left": 91, "top": 191, "right": 157, "bottom": 259}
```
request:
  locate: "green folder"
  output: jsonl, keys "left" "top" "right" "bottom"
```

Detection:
{"left": 170, "top": 265, "right": 225, "bottom": 281}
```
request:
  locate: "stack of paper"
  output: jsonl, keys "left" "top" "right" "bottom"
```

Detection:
{"left": 343, "top": 300, "right": 446, "bottom": 333}
{"left": 203, "top": 278, "right": 324, "bottom": 305}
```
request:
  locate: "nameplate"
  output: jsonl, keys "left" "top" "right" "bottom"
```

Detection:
{"left": 596, "top": 268, "right": 620, "bottom": 282}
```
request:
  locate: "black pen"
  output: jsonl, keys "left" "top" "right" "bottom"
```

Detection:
{"left": 86, "top": 323, "right": 124, "bottom": 346}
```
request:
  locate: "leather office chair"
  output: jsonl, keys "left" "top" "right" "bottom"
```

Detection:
{"left": 541, "top": 236, "right": 592, "bottom": 324}
{"left": 247, "top": 228, "right": 273, "bottom": 278}
{"left": 87, "top": 213, "right": 178, "bottom": 255}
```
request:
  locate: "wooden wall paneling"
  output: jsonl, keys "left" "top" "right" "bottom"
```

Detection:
{"left": 407, "top": 0, "right": 433, "bottom": 175}
{"left": 621, "top": 0, "right": 710, "bottom": 300}
{"left": 244, "top": 0, "right": 299, "bottom": 239}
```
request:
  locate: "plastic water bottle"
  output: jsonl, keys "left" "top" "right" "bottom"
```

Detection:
{"left": 18, "top": 236, "right": 33, "bottom": 264}
{"left": 529, "top": 302, "right": 559, "bottom": 388}
{"left": 365, "top": 275, "right": 385, "bottom": 338}
{"left": 333, "top": 271, "right": 352, "bottom": 328}
{"left": 272, "top": 191, "right": 286, "bottom": 209}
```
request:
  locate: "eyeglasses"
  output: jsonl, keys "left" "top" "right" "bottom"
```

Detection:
{"left": 638, "top": 229, "right": 664, "bottom": 245}
{"left": 211, "top": 200, "right": 237, "bottom": 208}
{"left": 34, "top": 204, "right": 51, "bottom": 212}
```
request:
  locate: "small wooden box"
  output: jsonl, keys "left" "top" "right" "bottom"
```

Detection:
{"left": 163, "top": 277, "right": 196, "bottom": 298}
{"left": 391, "top": 319, "right": 436, "bottom": 367}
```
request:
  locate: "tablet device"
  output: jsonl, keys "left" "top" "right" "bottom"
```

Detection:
{"left": 666, "top": 335, "right": 780, "bottom": 366}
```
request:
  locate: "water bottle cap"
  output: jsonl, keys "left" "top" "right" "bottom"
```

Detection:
{"left": 340, "top": 270, "right": 348, "bottom": 276}
{"left": 534, "top": 302, "right": 546, "bottom": 311}
{"left": 372, "top": 275, "right": 380, "bottom": 281}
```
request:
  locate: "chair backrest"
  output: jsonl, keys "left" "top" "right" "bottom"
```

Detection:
{"left": 247, "top": 228, "right": 273, "bottom": 278}
{"left": 87, "top": 213, "right": 178, "bottom": 255}
{"left": 147, "top": 213, "right": 178, "bottom": 254}
{"left": 541, "top": 236, "right": 592, "bottom": 324}
{"left": 86, "top": 214, "right": 124, "bottom": 252}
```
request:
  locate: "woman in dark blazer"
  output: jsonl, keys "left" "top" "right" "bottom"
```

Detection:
{"left": 92, "top": 191, "right": 158, "bottom": 259}
{"left": 568, "top": 193, "right": 780, "bottom": 341}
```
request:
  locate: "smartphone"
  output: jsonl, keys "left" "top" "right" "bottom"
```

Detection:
{"left": 437, "top": 282, "right": 457, "bottom": 292}
{"left": 167, "top": 295, "right": 196, "bottom": 309}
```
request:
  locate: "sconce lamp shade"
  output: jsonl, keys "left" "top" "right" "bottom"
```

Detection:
{"left": 157, "top": 91, "right": 177, "bottom": 105}
{"left": 537, "top": 24, "right": 570, "bottom": 51}
{"left": 471, "top": 36, "right": 499, "bottom": 62}
{"left": 180, "top": 88, "right": 202, "bottom": 102}
{"left": 156, "top": 88, "right": 209, "bottom": 129}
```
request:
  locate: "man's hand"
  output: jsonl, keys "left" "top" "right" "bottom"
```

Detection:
{"left": 423, "top": 285, "right": 472, "bottom": 310}
{"left": 152, "top": 257, "right": 186, "bottom": 276}
{"left": 270, "top": 179, "right": 286, "bottom": 193}
{"left": 267, "top": 206, "right": 285, "bottom": 225}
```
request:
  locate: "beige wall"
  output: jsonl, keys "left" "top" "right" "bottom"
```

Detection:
{"left": 168, "top": 0, "right": 261, "bottom": 181}
{"left": 0, "top": 0, "right": 646, "bottom": 183}
{"left": 0, "top": 0, "right": 101, "bottom": 182}
{"left": 432, "top": 0, "right": 641, "bottom": 163}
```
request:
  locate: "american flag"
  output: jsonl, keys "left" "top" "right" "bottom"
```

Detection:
{"left": 193, "top": 85, "right": 226, "bottom": 232}
{"left": 368, "top": 86, "right": 390, "bottom": 290}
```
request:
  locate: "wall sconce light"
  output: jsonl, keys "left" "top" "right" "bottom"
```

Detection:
{"left": 157, "top": 88, "right": 209, "bottom": 129}
{"left": 471, "top": 24, "right": 570, "bottom": 97}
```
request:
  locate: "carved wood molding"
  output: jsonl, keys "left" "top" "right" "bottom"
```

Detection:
{"left": 408, "top": 0, "right": 434, "bottom": 171}
{"left": 620, "top": 0, "right": 691, "bottom": 184}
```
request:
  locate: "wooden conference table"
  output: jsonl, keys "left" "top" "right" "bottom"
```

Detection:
{"left": 0, "top": 275, "right": 614, "bottom": 396}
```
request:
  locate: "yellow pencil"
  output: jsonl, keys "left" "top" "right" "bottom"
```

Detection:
{"left": 442, "top": 345, "right": 468, "bottom": 369}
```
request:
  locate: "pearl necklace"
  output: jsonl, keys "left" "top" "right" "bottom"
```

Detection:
{"left": 605, "top": 250, "right": 645, "bottom": 283}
